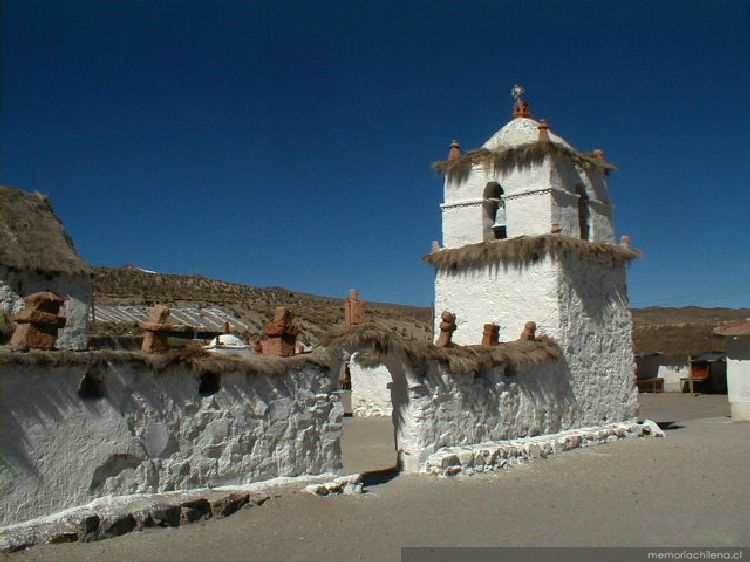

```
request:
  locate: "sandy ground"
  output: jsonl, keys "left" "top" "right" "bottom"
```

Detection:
{"left": 5, "top": 394, "right": 748, "bottom": 561}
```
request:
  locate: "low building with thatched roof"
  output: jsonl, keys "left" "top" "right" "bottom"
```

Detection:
{"left": 0, "top": 185, "right": 92, "bottom": 349}
{"left": 426, "top": 86, "right": 639, "bottom": 428}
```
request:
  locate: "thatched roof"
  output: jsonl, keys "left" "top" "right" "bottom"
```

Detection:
{"left": 423, "top": 235, "right": 640, "bottom": 270}
{"left": 321, "top": 323, "right": 563, "bottom": 375}
{"left": 433, "top": 142, "right": 616, "bottom": 184}
{"left": 0, "top": 346, "right": 331, "bottom": 376}
{"left": 0, "top": 185, "right": 90, "bottom": 275}
{"left": 632, "top": 325, "right": 727, "bottom": 356}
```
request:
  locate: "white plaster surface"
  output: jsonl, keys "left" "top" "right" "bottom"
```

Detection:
{"left": 349, "top": 354, "right": 393, "bottom": 417}
{"left": 398, "top": 359, "right": 572, "bottom": 471}
{"left": 482, "top": 118, "right": 572, "bottom": 151}
{"left": 0, "top": 355, "right": 342, "bottom": 526}
{"left": 657, "top": 359, "right": 689, "bottom": 392}
{"left": 433, "top": 250, "right": 637, "bottom": 428}
{"left": 555, "top": 251, "right": 637, "bottom": 425}
{"left": 726, "top": 337, "right": 750, "bottom": 421}
{"left": 0, "top": 268, "right": 92, "bottom": 350}
{"left": 440, "top": 201, "right": 487, "bottom": 248}
{"left": 433, "top": 255, "right": 560, "bottom": 345}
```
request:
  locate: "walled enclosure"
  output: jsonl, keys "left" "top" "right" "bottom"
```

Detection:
{"left": 4, "top": 314, "right": 639, "bottom": 527}
{"left": 325, "top": 324, "right": 580, "bottom": 472}
{"left": 0, "top": 349, "right": 342, "bottom": 526}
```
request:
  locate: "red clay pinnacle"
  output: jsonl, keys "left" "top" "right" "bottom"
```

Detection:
{"left": 448, "top": 140, "right": 462, "bottom": 161}
{"left": 10, "top": 291, "right": 67, "bottom": 350}
{"left": 538, "top": 119, "right": 550, "bottom": 142}
{"left": 482, "top": 323, "right": 500, "bottom": 346}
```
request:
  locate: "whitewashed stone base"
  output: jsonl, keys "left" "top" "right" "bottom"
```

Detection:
{"left": 304, "top": 473, "right": 364, "bottom": 496}
{"left": 423, "top": 420, "right": 663, "bottom": 477}
{"left": 0, "top": 474, "right": 341, "bottom": 552}
{"left": 0, "top": 486, "right": 270, "bottom": 552}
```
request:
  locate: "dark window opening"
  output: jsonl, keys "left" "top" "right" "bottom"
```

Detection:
{"left": 576, "top": 185, "right": 590, "bottom": 241}
{"left": 79, "top": 369, "right": 106, "bottom": 399}
{"left": 199, "top": 372, "right": 221, "bottom": 396}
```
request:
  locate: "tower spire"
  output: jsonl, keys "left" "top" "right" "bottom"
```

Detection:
{"left": 510, "top": 84, "right": 531, "bottom": 119}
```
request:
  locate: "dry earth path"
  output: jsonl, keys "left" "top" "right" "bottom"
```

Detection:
{"left": 6, "top": 395, "right": 748, "bottom": 561}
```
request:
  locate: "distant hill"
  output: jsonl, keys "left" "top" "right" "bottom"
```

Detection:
{"left": 91, "top": 266, "right": 747, "bottom": 355}
{"left": 631, "top": 306, "right": 749, "bottom": 356}
{"left": 91, "top": 266, "right": 433, "bottom": 344}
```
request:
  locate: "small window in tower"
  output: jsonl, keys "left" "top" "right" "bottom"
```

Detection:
{"left": 576, "top": 185, "right": 590, "bottom": 241}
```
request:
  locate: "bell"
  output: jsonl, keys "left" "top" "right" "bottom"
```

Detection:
{"left": 492, "top": 207, "right": 506, "bottom": 230}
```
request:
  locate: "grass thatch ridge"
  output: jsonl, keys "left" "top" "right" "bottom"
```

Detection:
{"left": 321, "top": 323, "right": 563, "bottom": 375}
{"left": 423, "top": 235, "right": 640, "bottom": 270}
{"left": 433, "top": 142, "right": 616, "bottom": 184}
{"left": 0, "top": 186, "right": 90, "bottom": 275}
{"left": 0, "top": 347, "right": 331, "bottom": 376}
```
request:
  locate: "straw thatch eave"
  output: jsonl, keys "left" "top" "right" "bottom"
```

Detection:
{"left": 432, "top": 142, "right": 616, "bottom": 184}
{"left": 0, "top": 346, "right": 332, "bottom": 376}
{"left": 321, "top": 323, "right": 563, "bottom": 375}
{"left": 423, "top": 235, "right": 640, "bottom": 270}
{"left": 0, "top": 185, "right": 90, "bottom": 275}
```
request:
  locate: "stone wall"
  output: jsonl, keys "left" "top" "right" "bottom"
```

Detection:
{"left": 402, "top": 360, "right": 572, "bottom": 470}
{"left": 0, "top": 267, "right": 92, "bottom": 350}
{"left": 0, "top": 351, "right": 342, "bottom": 526}
{"left": 556, "top": 251, "right": 637, "bottom": 425}
{"left": 363, "top": 352, "right": 572, "bottom": 472}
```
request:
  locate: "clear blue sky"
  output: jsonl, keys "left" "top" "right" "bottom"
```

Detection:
{"left": 2, "top": 0, "right": 748, "bottom": 308}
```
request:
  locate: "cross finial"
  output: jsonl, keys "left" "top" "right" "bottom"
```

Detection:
{"left": 510, "top": 84, "right": 525, "bottom": 102}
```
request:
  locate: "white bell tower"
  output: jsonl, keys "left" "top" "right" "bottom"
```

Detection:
{"left": 426, "top": 86, "right": 639, "bottom": 427}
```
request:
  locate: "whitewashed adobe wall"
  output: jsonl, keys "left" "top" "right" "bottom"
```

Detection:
{"left": 441, "top": 159, "right": 556, "bottom": 247}
{"left": 555, "top": 251, "right": 637, "bottom": 425}
{"left": 440, "top": 201, "right": 487, "bottom": 249}
{"left": 372, "top": 352, "right": 575, "bottom": 472}
{"left": 0, "top": 267, "right": 92, "bottom": 350}
{"left": 349, "top": 354, "right": 393, "bottom": 417}
{"left": 433, "top": 251, "right": 637, "bottom": 427}
{"left": 389, "top": 344, "right": 637, "bottom": 472}
{"left": 0, "top": 354, "right": 342, "bottom": 526}
{"left": 433, "top": 255, "right": 560, "bottom": 346}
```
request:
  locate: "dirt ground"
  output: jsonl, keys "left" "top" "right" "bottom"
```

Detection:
{"left": 6, "top": 394, "right": 748, "bottom": 561}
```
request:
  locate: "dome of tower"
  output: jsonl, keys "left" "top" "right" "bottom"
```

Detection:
{"left": 482, "top": 117, "right": 572, "bottom": 151}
